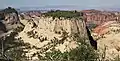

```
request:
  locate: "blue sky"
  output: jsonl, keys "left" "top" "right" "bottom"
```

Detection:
{"left": 0, "top": 0, "right": 120, "bottom": 9}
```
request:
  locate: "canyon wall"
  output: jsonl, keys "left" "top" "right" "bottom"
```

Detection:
{"left": 83, "top": 10, "right": 120, "bottom": 60}
{"left": 18, "top": 16, "right": 89, "bottom": 60}
{"left": 82, "top": 9, "right": 119, "bottom": 25}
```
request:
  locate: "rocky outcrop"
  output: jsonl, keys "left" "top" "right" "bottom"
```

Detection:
{"left": 82, "top": 9, "right": 118, "bottom": 25}
{"left": 18, "top": 16, "right": 89, "bottom": 60}
{"left": 0, "top": 7, "right": 23, "bottom": 36}
{"left": 82, "top": 9, "right": 120, "bottom": 60}
{"left": 0, "top": 7, "right": 24, "bottom": 61}
{"left": 92, "top": 21, "right": 120, "bottom": 60}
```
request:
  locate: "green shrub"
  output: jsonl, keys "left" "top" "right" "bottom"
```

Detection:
{"left": 43, "top": 10, "right": 83, "bottom": 19}
{"left": 14, "top": 26, "right": 24, "bottom": 32}
{"left": 3, "top": 7, "right": 18, "bottom": 14}
{"left": 38, "top": 35, "right": 99, "bottom": 61}
{"left": 0, "top": 7, "right": 18, "bottom": 20}
{"left": 0, "top": 31, "right": 30, "bottom": 61}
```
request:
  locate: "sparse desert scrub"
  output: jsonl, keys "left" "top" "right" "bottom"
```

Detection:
{"left": 37, "top": 34, "right": 99, "bottom": 61}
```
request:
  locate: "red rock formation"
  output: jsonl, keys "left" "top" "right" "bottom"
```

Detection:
{"left": 93, "top": 21, "right": 116, "bottom": 35}
{"left": 82, "top": 9, "right": 118, "bottom": 25}
{"left": 93, "top": 25, "right": 108, "bottom": 35}
{"left": 81, "top": 9, "right": 120, "bottom": 35}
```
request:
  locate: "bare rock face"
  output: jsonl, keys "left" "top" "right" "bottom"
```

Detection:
{"left": 18, "top": 16, "right": 88, "bottom": 60}
{"left": 82, "top": 9, "right": 118, "bottom": 25}
{"left": 82, "top": 9, "right": 120, "bottom": 60}
{"left": 0, "top": 7, "right": 23, "bottom": 35}
{"left": 2, "top": 13, "right": 22, "bottom": 31}
{"left": 92, "top": 21, "right": 120, "bottom": 60}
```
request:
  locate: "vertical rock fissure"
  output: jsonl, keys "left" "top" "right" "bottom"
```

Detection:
{"left": 85, "top": 25, "right": 97, "bottom": 50}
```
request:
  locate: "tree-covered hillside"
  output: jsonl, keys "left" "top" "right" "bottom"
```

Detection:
{"left": 43, "top": 10, "right": 83, "bottom": 19}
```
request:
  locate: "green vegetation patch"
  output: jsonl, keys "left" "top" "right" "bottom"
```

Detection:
{"left": 0, "top": 7, "right": 18, "bottom": 20}
{"left": 0, "top": 7, "right": 18, "bottom": 14}
{"left": 38, "top": 34, "right": 99, "bottom": 61}
{"left": 43, "top": 10, "right": 83, "bottom": 19}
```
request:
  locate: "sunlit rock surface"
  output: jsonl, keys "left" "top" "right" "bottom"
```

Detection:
{"left": 18, "top": 16, "right": 88, "bottom": 59}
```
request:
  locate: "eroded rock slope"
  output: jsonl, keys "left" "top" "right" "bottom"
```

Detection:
{"left": 18, "top": 16, "right": 88, "bottom": 59}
